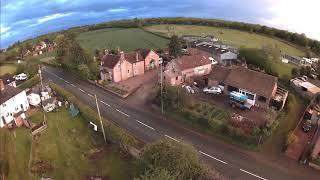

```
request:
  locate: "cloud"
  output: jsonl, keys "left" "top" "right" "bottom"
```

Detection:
{"left": 261, "top": 0, "right": 320, "bottom": 40}
{"left": 108, "top": 8, "right": 128, "bottom": 13}
{"left": 38, "top": 13, "right": 73, "bottom": 23}
{"left": 0, "top": 25, "right": 11, "bottom": 34}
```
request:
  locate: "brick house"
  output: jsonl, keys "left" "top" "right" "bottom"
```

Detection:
{"left": 100, "top": 49, "right": 160, "bottom": 82}
{"left": 163, "top": 48, "right": 212, "bottom": 86}
{"left": 208, "top": 66, "right": 288, "bottom": 110}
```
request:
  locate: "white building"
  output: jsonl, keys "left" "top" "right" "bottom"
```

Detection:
{"left": 0, "top": 79, "right": 29, "bottom": 128}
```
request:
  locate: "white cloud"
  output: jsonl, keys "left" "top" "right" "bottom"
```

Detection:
{"left": 38, "top": 13, "right": 73, "bottom": 23}
{"left": 0, "top": 25, "right": 10, "bottom": 34}
{"left": 108, "top": 8, "right": 128, "bottom": 13}
{"left": 261, "top": 0, "right": 320, "bottom": 40}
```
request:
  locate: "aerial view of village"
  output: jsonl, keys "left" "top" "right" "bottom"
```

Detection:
{"left": 1, "top": 0, "right": 320, "bottom": 180}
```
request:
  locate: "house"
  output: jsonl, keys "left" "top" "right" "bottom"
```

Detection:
{"left": 100, "top": 49, "right": 160, "bottom": 82}
{"left": 0, "top": 74, "right": 16, "bottom": 87}
{"left": 290, "top": 78, "right": 320, "bottom": 98}
{"left": 196, "top": 44, "right": 237, "bottom": 65}
{"left": 281, "top": 54, "right": 310, "bottom": 66}
{"left": 208, "top": 66, "right": 288, "bottom": 110}
{"left": 163, "top": 48, "right": 212, "bottom": 86}
{"left": 0, "top": 79, "right": 29, "bottom": 128}
{"left": 42, "top": 97, "right": 56, "bottom": 112}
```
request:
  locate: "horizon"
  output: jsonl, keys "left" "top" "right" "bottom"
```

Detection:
{"left": 1, "top": 0, "right": 319, "bottom": 48}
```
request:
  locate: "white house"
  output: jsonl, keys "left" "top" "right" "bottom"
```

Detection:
{"left": 0, "top": 79, "right": 29, "bottom": 128}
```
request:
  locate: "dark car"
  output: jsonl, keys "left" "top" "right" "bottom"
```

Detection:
{"left": 302, "top": 120, "right": 312, "bottom": 133}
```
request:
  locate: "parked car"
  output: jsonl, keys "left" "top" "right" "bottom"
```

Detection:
{"left": 182, "top": 85, "right": 195, "bottom": 94}
{"left": 302, "top": 120, "right": 312, "bottom": 133}
{"left": 297, "top": 76, "right": 307, "bottom": 82}
{"left": 14, "top": 73, "right": 28, "bottom": 80}
{"left": 203, "top": 86, "right": 222, "bottom": 94}
{"left": 209, "top": 57, "right": 218, "bottom": 65}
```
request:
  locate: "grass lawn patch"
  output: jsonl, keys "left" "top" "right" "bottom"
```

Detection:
{"left": 0, "top": 64, "right": 17, "bottom": 76}
{"left": 145, "top": 25, "right": 305, "bottom": 56}
{"left": 37, "top": 51, "right": 56, "bottom": 59}
{"left": 0, "top": 109, "right": 134, "bottom": 180}
{"left": 270, "top": 60, "right": 296, "bottom": 79}
{"left": 77, "top": 28, "right": 169, "bottom": 54}
{"left": 40, "top": 56, "right": 59, "bottom": 66}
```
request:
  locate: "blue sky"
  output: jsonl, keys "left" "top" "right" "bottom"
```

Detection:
{"left": 1, "top": 0, "right": 319, "bottom": 48}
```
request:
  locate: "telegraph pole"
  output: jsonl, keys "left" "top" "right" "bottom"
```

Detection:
{"left": 95, "top": 94, "right": 107, "bottom": 144}
{"left": 38, "top": 65, "right": 44, "bottom": 90}
{"left": 159, "top": 58, "right": 164, "bottom": 114}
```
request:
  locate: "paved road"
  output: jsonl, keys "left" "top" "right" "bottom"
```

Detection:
{"left": 42, "top": 66, "right": 320, "bottom": 180}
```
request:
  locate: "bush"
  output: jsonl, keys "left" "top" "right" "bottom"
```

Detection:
{"left": 18, "top": 75, "right": 40, "bottom": 90}
{"left": 50, "top": 83, "right": 137, "bottom": 146}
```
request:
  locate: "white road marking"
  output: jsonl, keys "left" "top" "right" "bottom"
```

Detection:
{"left": 239, "top": 169, "right": 268, "bottom": 180}
{"left": 88, "top": 93, "right": 94, "bottom": 98}
{"left": 136, "top": 120, "right": 155, "bottom": 130}
{"left": 199, "top": 151, "right": 228, "bottom": 165}
{"left": 64, "top": 80, "right": 70, "bottom": 84}
{"left": 70, "top": 83, "right": 76, "bottom": 87}
{"left": 79, "top": 88, "right": 85, "bottom": 93}
{"left": 164, "top": 134, "right": 180, "bottom": 142}
{"left": 115, "top": 109, "right": 130, "bottom": 117}
{"left": 100, "top": 100, "right": 111, "bottom": 107}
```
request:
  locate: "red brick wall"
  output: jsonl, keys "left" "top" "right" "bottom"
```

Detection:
{"left": 144, "top": 51, "right": 160, "bottom": 71}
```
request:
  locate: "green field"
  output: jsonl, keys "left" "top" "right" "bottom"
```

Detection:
{"left": 145, "top": 25, "right": 305, "bottom": 56}
{"left": 0, "top": 64, "right": 17, "bottom": 76}
{"left": 77, "top": 28, "right": 169, "bottom": 54}
{"left": 0, "top": 109, "right": 133, "bottom": 180}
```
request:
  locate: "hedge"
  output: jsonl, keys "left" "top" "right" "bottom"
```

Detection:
{"left": 18, "top": 75, "right": 40, "bottom": 90}
{"left": 49, "top": 83, "right": 138, "bottom": 146}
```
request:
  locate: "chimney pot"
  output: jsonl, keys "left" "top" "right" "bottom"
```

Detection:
{"left": 0, "top": 79, "right": 5, "bottom": 91}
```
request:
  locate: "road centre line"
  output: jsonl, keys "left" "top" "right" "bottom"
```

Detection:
{"left": 136, "top": 120, "right": 155, "bottom": 130}
{"left": 100, "top": 100, "right": 111, "bottom": 107}
{"left": 116, "top": 109, "right": 130, "bottom": 117}
{"left": 164, "top": 134, "right": 180, "bottom": 142}
{"left": 78, "top": 88, "right": 85, "bottom": 93}
{"left": 199, "top": 151, "right": 228, "bottom": 165}
{"left": 70, "top": 83, "right": 76, "bottom": 87}
{"left": 239, "top": 169, "right": 268, "bottom": 180}
{"left": 88, "top": 93, "right": 94, "bottom": 98}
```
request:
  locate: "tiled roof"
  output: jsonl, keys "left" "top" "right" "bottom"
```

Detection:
{"left": 175, "top": 49, "right": 211, "bottom": 70}
{"left": 0, "top": 85, "right": 23, "bottom": 104}
{"left": 101, "top": 54, "right": 121, "bottom": 68}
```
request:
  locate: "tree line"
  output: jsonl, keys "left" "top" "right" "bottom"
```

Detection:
{"left": 88, "top": 17, "right": 320, "bottom": 56}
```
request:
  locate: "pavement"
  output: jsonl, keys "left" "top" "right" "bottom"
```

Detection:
{"left": 42, "top": 66, "right": 320, "bottom": 180}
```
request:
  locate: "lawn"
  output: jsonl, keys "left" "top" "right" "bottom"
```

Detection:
{"left": 145, "top": 25, "right": 305, "bottom": 56}
{"left": 0, "top": 109, "right": 133, "bottom": 180}
{"left": 0, "top": 64, "right": 17, "bottom": 76}
{"left": 77, "top": 28, "right": 169, "bottom": 54}
{"left": 270, "top": 59, "right": 297, "bottom": 79}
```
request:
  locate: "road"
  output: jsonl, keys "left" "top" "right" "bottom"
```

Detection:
{"left": 42, "top": 66, "right": 320, "bottom": 180}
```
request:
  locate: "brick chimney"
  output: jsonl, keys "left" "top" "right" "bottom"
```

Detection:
{"left": 120, "top": 51, "right": 125, "bottom": 59}
{"left": 136, "top": 52, "right": 139, "bottom": 62}
{"left": 0, "top": 79, "right": 4, "bottom": 91}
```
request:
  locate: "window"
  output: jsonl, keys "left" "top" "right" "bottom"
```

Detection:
{"left": 246, "top": 93, "right": 254, "bottom": 100}
{"left": 1, "top": 116, "right": 5, "bottom": 125}
{"left": 128, "top": 70, "right": 130, "bottom": 74}
{"left": 176, "top": 77, "right": 178, "bottom": 80}
{"left": 258, "top": 96, "right": 267, "bottom": 102}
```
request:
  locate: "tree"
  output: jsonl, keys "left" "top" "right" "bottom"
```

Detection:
{"left": 77, "top": 64, "right": 90, "bottom": 79}
{"left": 134, "top": 167, "right": 177, "bottom": 180}
{"left": 291, "top": 67, "right": 299, "bottom": 77}
{"left": 168, "top": 35, "right": 182, "bottom": 58}
{"left": 137, "top": 139, "right": 204, "bottom": 179}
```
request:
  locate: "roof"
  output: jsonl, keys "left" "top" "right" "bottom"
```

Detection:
{"left": 197, "top": 44, "right": 232, "bottom": 55}
{"left": 101, "top": 49, "right": 153, "bottom": 68}
{"left": 101, "top": 54, "right": 121, "bottom": 68}
{"left": 0, "top": 74, "right": 15, "bottom": 85}
{"left": 0, "top": 85, "right": 23, "bottom": 104}
{"left": 208, "top": 66, "right": 231, "bottom": 82}
{"left": 299, "top": 82, "right": 320, "bottom": 94}
{"left": 42, "top": 97, "right": 56, "bottom": 106}
{"left": 175, "top": 49, "right": 211, "bottom": 70}
{"left": 224, "top": 67, "right": 277, "bottom": 97}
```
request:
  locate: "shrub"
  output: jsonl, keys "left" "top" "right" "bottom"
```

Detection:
{"left": 18, "top": 75, "right": 40, "bottom": 90}
{"left": 50, "top": 83, "right": 137, "bottom": 146}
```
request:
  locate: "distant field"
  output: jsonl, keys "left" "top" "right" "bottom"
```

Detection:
{"left": 145, "top": 25, "right": 305, "bottom": 56}
{"left": 77, "top": 28, "right": 169, "bottom": 54}
{"left": 0, "top": 64, "right": 17, "bottom": 76}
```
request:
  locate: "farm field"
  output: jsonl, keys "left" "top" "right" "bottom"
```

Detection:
{"left": 145, "top": 25, "right": 305, "bottom": 56}
{"left": 0, "top": 64, "right": 17, "bottom": 76}
{"left": 77, "top": 28, "right": 169, "bottom": 54}
{"left": 0, "top": 109, "right": 133, "bottom": 180}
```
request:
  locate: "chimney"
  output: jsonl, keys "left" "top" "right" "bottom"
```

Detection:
{"left": 104, "top": 49, "right": 109, "bottom": 55}
{"left": 0, "top": 79, "right": 4, "bottom": 91}
{"left": 120, "top": 51, "right": 125, "bottom": 59}
{"left": 136, "top": 52, "right": 139, "bottom": 62}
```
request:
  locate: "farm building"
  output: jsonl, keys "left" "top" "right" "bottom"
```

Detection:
{"left": 208, "top": 66, "right": 288, "bottom": 110}
{"left": 163, "top": 48, "right": 212, "bottom": 86}
{"left": 0, "top": 79, "right": 29, "bottom": 128}
{"left": 100, "top": 49, "right": 160, "bottom": 82}
{"left": 281, "top": 54, "right": 311, "bottom": 66}
{"left": 196, "top": 43, "right": 237, "bottom": 65}
{"left": 290, "top": 78, "right": 320, "bottom": 98}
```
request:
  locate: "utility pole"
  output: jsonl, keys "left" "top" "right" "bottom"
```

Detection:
{"left": 159, "top": 58, "right": 164, "bottom": 114}
{"left": 95, "top": 94, "right": 107, "bottom": 144}
{"left": 38, "top": 65, "right": 44, "bottom": 90}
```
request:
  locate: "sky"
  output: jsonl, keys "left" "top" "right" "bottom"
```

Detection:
{"left": 1, "top": 0, "right": 319, "bottom": 48}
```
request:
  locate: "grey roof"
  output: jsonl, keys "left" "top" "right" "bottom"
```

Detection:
{"left": 0, "top": 85, "right": 23, "bottom": 104}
